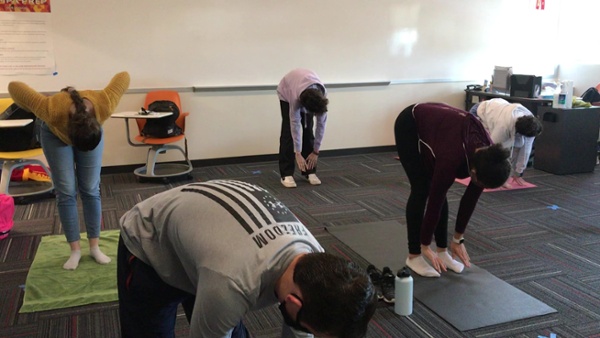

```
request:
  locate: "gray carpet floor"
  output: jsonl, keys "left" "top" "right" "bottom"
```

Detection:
{"left": 2, "top": 151, "right": 600, "bottom": 337}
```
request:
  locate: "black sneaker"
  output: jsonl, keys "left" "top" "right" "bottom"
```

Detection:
{"left": 367, "top": 265, "right": 383, "bottom": 300}
{"left": 381, "top": 266, "right": 395, "bottom": 304}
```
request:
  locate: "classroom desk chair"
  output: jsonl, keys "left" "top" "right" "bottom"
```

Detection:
{"left": 0, "top": 148, "right": 54, "bottom": 198}
{"left": 116, "top": 90, "right": 193, "bottom": 182}
{"left": 0, "top": 98, "right": 54, "bottom": 200}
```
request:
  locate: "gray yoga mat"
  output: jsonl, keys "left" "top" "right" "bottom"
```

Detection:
{"left": 325, "top": 220, "right": 557, "bottom": 331}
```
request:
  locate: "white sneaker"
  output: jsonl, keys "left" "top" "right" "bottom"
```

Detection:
{"left": 281, "top": 176, "right": 297, "bottom": 188}
{"left": 437, "top": 251, "right": 464, "bottom": 273}
{"left": 307, "top": 174, "right": 321, "bottom": 185}
{"left": 405, "top": 256, "right": 440, "bottom": 278}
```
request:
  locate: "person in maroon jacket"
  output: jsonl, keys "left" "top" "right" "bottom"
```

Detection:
{"left": 394, "top": 103, "right": 510, "bottom": 277}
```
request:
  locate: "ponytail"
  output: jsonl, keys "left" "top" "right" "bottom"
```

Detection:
{"left": 64, "top": 87, "right": 102, "bottom": 151}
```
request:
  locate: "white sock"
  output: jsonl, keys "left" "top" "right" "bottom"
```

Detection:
{"left": 438, "top": 251, "right": 464, "bottom": 273}
{"left": 406, "top": 256, "right": 440, "bottom": 278}
{"left": 90, "top": 246, "right": 111, "bottom": 265}
{"left": 63, "top": 250, "right": 81, "bottom": 270}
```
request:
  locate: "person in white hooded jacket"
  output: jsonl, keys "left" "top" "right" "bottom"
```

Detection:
{"left": 470, "top": 98, "right": 543, "bottom": 187}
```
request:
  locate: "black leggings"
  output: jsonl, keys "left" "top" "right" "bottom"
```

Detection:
{"left": 278, "top": 100, "right": 316, "bottom": 178}
{"left": 394, "top": 105, "right": 448, "bottom": 255}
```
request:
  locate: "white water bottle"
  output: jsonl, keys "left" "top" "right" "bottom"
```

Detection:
{"left": 552, "top": 83, "right": 565, "bottom": 108}
{"left": 394, "top": 267, "right": 413, "bottom": 316}
{"left": 552, "top": 80, "right": 574, "bottom": 109}
{"left": 562, "top": 80, "right": 573, "bottom": 109}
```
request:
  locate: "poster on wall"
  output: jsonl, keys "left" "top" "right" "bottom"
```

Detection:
{"left": 0, "top": 0, "right": 50, "bottom": 13}
{"left": 0, "top": 0, "right": 55, "bottom": 76}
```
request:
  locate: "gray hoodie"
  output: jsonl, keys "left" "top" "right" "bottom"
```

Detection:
{"left": 119, "top": 180, "right": 322, "bottom": 337}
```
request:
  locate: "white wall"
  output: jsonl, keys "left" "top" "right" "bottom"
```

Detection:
{"left": 1, "top": 0, "right": 555, "bottom": 91}
{"left": 100, "top": 81, "right": 470, "bottom": 167}
{"left": 554, "top": 0, "right": 600, "bottom": 95}
{"left": 2, "top": 0, "right": 597, "bottom": 168}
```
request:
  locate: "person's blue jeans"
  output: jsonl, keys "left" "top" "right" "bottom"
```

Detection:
{"left": 40, "top": 122, "right": 103, "bottom": 242}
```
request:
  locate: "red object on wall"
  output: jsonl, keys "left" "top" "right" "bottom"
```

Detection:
{"left": 536, "top": 0, "right": 545, "bottom": 10}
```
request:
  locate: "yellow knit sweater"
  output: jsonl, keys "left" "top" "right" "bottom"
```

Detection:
{"left": 7, "top": 71, "right": 130, "bottom": 145}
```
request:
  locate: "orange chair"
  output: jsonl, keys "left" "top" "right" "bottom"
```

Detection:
{"left": 131, "top": 90, "right": 193, "bottom": 181}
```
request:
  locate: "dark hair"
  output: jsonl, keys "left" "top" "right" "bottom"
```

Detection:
{"left": 515, "top": 115, "right": 542, "bottom": 137}
{"left": 63, "top": 87, "right": 102, "bottom": 151}
{"left": 293, "top": 253, "right": 377, "bottom": 338}
{"left": 299, "top": 88, "right": 329, "bottom": 114}
{"left": 471, "top": 143, "right": 511, "bottom": 189}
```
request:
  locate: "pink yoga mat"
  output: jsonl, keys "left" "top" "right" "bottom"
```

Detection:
{"left": 455, "top": 177, "right": 536, "bottom": 192}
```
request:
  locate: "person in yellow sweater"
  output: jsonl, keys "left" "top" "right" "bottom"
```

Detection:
{"left": 8, "top": 71, "right": 130, "bottom": 270}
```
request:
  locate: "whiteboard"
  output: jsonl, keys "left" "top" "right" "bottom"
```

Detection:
{"left": 0, "top": 0, "right": 558, "bottom": 92}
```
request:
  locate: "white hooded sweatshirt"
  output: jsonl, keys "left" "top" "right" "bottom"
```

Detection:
{"left": 476, "top": 98, "right": 535, "bottom": 175}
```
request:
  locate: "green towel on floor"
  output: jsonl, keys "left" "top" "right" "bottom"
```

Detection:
{"left": 20, "top": 230, "right": 120, "bottom": 313}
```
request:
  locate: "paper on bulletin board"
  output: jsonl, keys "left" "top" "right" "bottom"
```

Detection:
{"left": 0, "top": 4, "right": 56, "bottom": 76}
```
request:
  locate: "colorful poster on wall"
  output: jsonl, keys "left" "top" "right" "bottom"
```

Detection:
{"left": 0, "top": 1, "right": 55, "bottom": 75}
{"left": 0, "top": 0, "right": 51, "bottom": 13}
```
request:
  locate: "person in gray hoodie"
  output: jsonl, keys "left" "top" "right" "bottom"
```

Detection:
{"left": 117, "top": 179, "right": 376, "bottom": 338}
